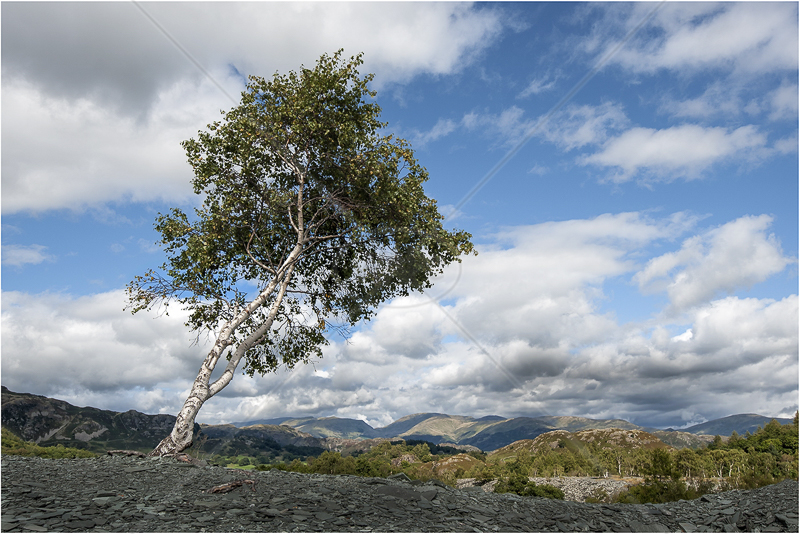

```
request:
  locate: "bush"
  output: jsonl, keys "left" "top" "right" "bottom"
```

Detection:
{"left": 1, "top": 428, "right": 96, "bottom": 459}
{"left": 494, "top": 474, "right": 564, "bottom": 500}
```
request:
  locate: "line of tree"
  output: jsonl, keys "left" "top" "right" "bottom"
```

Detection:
{"left": 472, "top": 417, "right": 797, "bottom": 484}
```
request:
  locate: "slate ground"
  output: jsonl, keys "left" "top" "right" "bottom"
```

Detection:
{"left": 1, "top": 455, "right": 797, "bottom": 532}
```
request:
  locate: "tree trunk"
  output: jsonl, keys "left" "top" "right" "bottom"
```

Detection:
{"left": 149, "top": 245, "right": 303, "bottom": 457}
{"left": 149, "top": 380, "right": 210, "bottom": 456}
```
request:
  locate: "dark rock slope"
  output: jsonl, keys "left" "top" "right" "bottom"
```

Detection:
{"left": 2, "top": 455, "right": 797, "bottom": 532}
{"left": 0, "top": 387, "right": 191, "bottom": 451}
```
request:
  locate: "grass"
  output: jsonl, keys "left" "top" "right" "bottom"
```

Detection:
{"left": 1, "top": 427, "right": 97, "bottom": 459}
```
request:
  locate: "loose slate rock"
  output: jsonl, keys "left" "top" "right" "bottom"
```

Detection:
{"left": 1, "top": 455, "right": 798, "bottom": 532}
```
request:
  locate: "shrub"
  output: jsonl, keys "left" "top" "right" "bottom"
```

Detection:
{"left": 494, "top": 474, "right": 564, "bottom": 500}
{"left": 1, "top": 428, "right": 96, "bottom": 459}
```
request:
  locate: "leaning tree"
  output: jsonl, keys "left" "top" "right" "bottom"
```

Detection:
{"left": 127, "top": 51, "right": 474, "bottom": 456}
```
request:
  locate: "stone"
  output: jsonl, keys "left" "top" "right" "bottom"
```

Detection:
{"left": 1, "top": 455, "right": 798, "bottom": 533}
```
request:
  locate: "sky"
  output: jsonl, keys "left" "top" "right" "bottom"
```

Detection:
{"left": 1, "top": 1, "right": 798, "bottom": 431}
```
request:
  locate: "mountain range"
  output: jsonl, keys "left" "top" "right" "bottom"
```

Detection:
{"left": 1, "top": 386, "right": 790, "bottom": 455}
{"left": 230, "top": 412, "right": 792, "bottom": 451}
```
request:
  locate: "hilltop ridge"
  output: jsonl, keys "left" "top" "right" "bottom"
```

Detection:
{"left": 2, "top": 387, "right": 789, "bottom": 455}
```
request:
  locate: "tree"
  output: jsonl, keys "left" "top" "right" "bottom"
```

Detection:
{"left": 127, "top": 51, "right": 474, "bottom": 456}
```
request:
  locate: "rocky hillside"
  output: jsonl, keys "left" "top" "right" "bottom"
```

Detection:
{"left": 488, "top": 428, "right": 670, "bottom": 463}
{"left": 0, "top": 386, "right": 195, "bottom": 452}
{"left": 1, "top": 387, "right": 780, "bottom": 455}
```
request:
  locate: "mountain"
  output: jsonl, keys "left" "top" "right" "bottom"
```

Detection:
{"left": 233, "top": 412, "right": 715, "bottom": 451}
{"left": 378, "top": 413, "right": 499, "bottom": 443}
{"left": 291, "top": 417, "right": 380, "bottom": 439}
{"left": 239, "top": 411, "right": 780, "bottom": 451}
{"left": 231, "top": 416, "right": 295, "bottom": 427}
{"left": 683, "top": 414, "right": 792, "bottom": 436}
{"left": 2, "top": 387, "right": 786, "bottom": 455}
{"left": 647, "top": 430, "right": 715, "bottom": 449}
{"left": 375, "top": 413, "right": 453, "bottom": 438}
{"left": 0, "top": 386, "right": 197, "bottom": 453}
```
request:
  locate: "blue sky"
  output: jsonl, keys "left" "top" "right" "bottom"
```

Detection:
{"left": 2, "top": 2, "right": 797, "bottom": 430}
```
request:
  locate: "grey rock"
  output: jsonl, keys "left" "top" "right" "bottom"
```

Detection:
{"left": 1, "top": 455, "right": 798, "bottom": 533}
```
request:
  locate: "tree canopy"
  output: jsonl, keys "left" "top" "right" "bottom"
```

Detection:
{"left": 127, "top": 51, "right": 474, "bottom": 454}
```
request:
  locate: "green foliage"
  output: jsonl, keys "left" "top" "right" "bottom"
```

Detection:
{"left": 614, "top": 478, "right": 711, "bottom": 504}
{"left": 1, "top": 427, "right": 96, "bottom": 459}
{"left": 612, "top": 420, "right": 799, "bottom": 504}
{"left": 646, "top": 448, "right": 679, "bottom": 481}
{"left": 253, "top": 440, "right": 456, "bottom": 482}
{"left": 494, "top": 474, "right": 565, "bottom": 499}
{"left": 127, "top": 50, "right": 474, "bottom": 379}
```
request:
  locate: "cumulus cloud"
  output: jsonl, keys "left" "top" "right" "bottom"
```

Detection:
{"left": 2, "top": 2, "right": 506, "bottom": 215}
{"left": 659, "top": 79, "right": 798, "bottom": 123}
{"left": 1, "top": 244, "right": 53, "bottom": 267}
{"left": 461, "top": 106, "right": 538, "bottom": 147}
{"left": 634, "top": 215, "right": 792, "bottom": 311}
{"left": 2, "top": 3, "right": 504, "bottom": 107}
{"left": 540, "top": 102, "right": 629, "bottom": 151}
{"left": 2, "top": 213, "right": 795, "bottom": 427}
{"left": 660, "top": 81, "right": 749, "bottom": 120}
{"left": 582, "top": 124, "right": 768, "bottom": 182}
{"left": 603, "top": 3, "right": 798, "bottom": 75}
{"left": 768, "top": 82, "right": 799, "bottom": 121}
{"left": 1, "top": 75, "right": 233, "bottom": 213}
{"left": 410, "top": 118, "right": 458, "bottom": 147}
{"left": 474, "top": 100, "right": 781, "bottom": 184}
{"left": 568, "top": 294, "right": 798, "bottom": 427}
{"left": 0, "top": 289, "right": 206, "bottom": 412}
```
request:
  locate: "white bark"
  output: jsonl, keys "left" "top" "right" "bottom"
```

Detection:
{"left": 149, "top": 243, "right": 303, "bottom": 456}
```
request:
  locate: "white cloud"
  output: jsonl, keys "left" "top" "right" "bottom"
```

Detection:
{"left": 462, "top": 106, "right": 542, "bottom": 147}
{"left": 3, "top": 2, "right": 505, "bottom": 105}
{"left": 518, "top": 74, "right": 558, "bottom": 98}
{"left": 540, "top": 102, "right": 629, "bottom": 151}
{"left": 634, "top": 215, "right": 792, "bottom": 311}
{"left": 606, "top": 3, "right": 798, "bottom": 75}
{"left": 0, "top": 290, "right": 206, "bottom": 409}
{"left": 583, "top": 124, "right": 768, "bottom": 182}
{"left": 2, "top": 2, "right": 506, "bottom": 215}
{"left": 1, "top": 244, "right": 53, "bottom": 267}
{"left": 410, "top": 118, "right": 458, "bottom": 147}
{"left": 660, "top": 81, "right": 747, "bottom": 120}
{"left": 1, "top": 75, "right": 234, "bottom": 213}
{"left": 660, "top": 79, "right": 798, "bottom": 123}
{"left": 2, "top": 213, "right": 795, "bottom": 428}
{"left": 768, "top": 82, "right": 799, "bottom": 121}
{"left": 774, "top": 135, "right": 799, "bottom": 155}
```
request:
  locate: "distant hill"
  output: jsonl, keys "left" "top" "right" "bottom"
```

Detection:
{"left": 238, "top": 410, "right": 786, "bottom": 451}
{"left": 376, "top": 413, "right": 453, "bottom": 438}
{"left": 3, "top": 387, "right": 787, "bottom": 455}
{"left": 683, "top": 414, "right": 792, "bottom": 436}
{"left": 231, "top": 416, "right": 295, "bottom": 427}
{"left": 291, "top": 417, "right": 380, "bottom": 439}
{"left": 233, "top": 412, "right": 716, "bottom": 451}
{"left": 489, "top": 428, "right": 669, "bottom": 462}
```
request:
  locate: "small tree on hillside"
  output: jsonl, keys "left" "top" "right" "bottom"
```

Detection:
{"left": 127, "top": 51, "right": 474, "bottom": 456}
